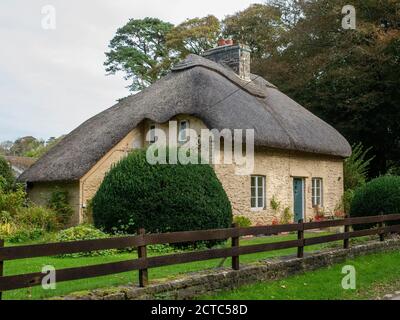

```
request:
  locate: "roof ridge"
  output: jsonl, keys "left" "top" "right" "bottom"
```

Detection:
{"left": 172, "top": 54, "right": 266, "bottom": 99}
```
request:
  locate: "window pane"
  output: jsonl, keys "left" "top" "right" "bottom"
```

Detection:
{"left": 251, "top": 176, "right": 265, "bottom": 208}
{"left": 258, "top": 197, "right": 263, "bottom": 208}
{"left": 312, "top": 178, "right": 322, "bottom": 207}
{"left": 251, "top": 177, "right": 256, "bottom": 187}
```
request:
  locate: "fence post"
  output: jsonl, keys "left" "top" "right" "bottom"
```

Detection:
{"left": 379, "top": 212, "right": 385, "bottom": 242}
{"left": 137, "top": 228, "right": 148, "bottom": 287}
{"left": 297, "top": 219, "right": 304, "bottom": 258}
{"left": 231, "top": 223, "right": 240, "bottom": 270}
{"left": 344, "top": 215, "right": 350, "bottom": 249}
{"left": 0, "top": 239, "right": 4, "bottom": 300}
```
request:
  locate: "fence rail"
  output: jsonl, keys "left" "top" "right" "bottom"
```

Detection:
{"left": 1, "top": 214, "right": 400, "bottom": 299}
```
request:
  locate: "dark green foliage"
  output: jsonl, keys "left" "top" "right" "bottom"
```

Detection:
{"left": 47, "top": 187, "right": 74, "bottom": 226}
{"left": 104, "top": 17, "right": 174, "bottom": 91}
{"left": 257, "top": 0, "right": 400, "bottom": 177}
{"left": 0, "top": 156, "right": 14, "bottom": 188}
{"left": 350, "top": 176, "right": 400, "bottom": 230}
{"left": 92, "top": 149, "right": 232, "bottom": 241}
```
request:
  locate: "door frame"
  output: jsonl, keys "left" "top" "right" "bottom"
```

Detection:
{"left": 293, "top": 177, "right": 305, "bottom": 222}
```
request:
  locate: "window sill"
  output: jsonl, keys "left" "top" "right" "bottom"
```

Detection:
{"left": 251, "top": 208, "right": 266, "bottom": 212}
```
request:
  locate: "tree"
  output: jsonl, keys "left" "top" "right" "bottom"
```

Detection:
{"left": 258, "top": 0, "right": 400, "bottom": 177}
{"left": 166, "top": 15, "right": 220, "bottom": 58}
{"left": 0, "top": 141, "right": 13, "bottom": 155}
{"left": 223, "top": 4, "right": 284, "bottom": 58}
{"left": 24, "top": 135, "right": 64, "bottom": 158}
{"left": 0, "top": 156, "right": 14, "bottom": 188}
{"left": 9, "top": 136, "right": 43, "bottom": 156}
{"left": 104, "top": 18, "right": 174, "bottom": 91}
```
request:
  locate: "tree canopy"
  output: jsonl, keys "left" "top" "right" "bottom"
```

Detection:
{"left": 166, "top": 15, "right": 221, "bottom": 58}
{"left": 104, "top": 17, "right": 174, "bottom": 91}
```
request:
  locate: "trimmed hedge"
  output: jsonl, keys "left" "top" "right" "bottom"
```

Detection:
{"left": 350, "top": 175, "right": 400, "bottom": 230}
{"left": 92, "top": 149, "right": 232, "bottom": 240}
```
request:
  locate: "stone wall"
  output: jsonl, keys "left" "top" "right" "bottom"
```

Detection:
{"left": 214, "top": 148, "right": 344, "bottom": 225}
{"left": 27, "top": 181, "right": 80, "bottom": 226}
{"left": 57, "top": 238, "right": 400, "bottom": 300}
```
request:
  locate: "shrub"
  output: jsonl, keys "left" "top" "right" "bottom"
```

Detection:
{"left": 55, "top": 225, "right": 117, "bottom": 257}
{"left": 47, "top": 187, "right": 73, "bottom": 226}
{"left": 92, "top": 149, "right": 232, "bottom": 244}
{"left": 335, "top": 189, "right": 355, "bottom": 215}
{"left": 0, "top": 184, "right": 26, "bottom": 214}
{"left": 350, "top": 175, "right": 400, "bottom": 230}
{"left": 17, "top": 206, "right": 59, "bottom": 232}
{"left": 0, "top": 156, "right": 14, "bottom": 189}
{"left": 280, "top": 207, "right": 293, "bottom": 224}
{"left": 0, "top": 205, "right": 58, "bottom": 243}
{"left": 344, "top": 143, "right": 374, "bottom": 191}
{"left": 233, "top": 216, "right": 252, "bottom": 228}
{"left": 270, "top": 196, "right": 281, "bottom": 212}
{"left": 6, "top": 228, "right": 45, "bottom": 244}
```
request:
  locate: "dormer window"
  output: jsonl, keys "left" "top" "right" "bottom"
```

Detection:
{"left": 178, "top": 120, "right": 189, "bottom": 143}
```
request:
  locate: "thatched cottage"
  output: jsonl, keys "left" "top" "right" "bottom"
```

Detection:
{"left": 19, "top": 42, "right": 351, "bottom": 226}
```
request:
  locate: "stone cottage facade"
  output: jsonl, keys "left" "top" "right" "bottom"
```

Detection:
{"left": 19, "top": 41, "right": 351, "bottom": 226}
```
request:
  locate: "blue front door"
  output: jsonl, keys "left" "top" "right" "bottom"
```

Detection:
{"left": 293, "top": 178, "right": 304, "bottom": 222}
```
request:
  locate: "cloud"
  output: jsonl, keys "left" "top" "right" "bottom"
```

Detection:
{"left": 0, "top": 0, "right": 260, "bottom": 141}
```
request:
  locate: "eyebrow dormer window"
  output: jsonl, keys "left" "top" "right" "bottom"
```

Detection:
{"left": 178, "top": 120, "right": 189, "bottom": 143}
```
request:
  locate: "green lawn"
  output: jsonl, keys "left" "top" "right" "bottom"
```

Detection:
{"left": 2, "top": 232, "right": 368, "bottom": 300}
{"left": 200, "top": 250, "right": 400, "bottom": 300}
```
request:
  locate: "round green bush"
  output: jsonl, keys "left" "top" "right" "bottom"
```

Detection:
{"left": 92, "top": 149, "right": 232, "bottom": 239}
{"left": 350, "top": 175, "right": 400, "bottom": 230}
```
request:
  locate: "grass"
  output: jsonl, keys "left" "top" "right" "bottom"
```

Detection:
{"left": 200, "top": 250, "right": 400, "bottom": 300}
{"left": 2, "top": 231, "right": 369, "bottom": 300}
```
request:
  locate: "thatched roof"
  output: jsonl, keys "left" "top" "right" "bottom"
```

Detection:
{"left": 19, "top": 54, "right": 351, "bottom": 183}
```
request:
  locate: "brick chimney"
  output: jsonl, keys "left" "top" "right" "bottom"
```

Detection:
{"left": 202, "top": 39, "right": 251, "bottom": 81}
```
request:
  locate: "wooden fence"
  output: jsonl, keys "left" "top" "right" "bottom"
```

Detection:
{"left": 1, "top": 214, "right": 400, "bottom": 299}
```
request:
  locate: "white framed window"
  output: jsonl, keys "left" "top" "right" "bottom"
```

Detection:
{"left": 251, "top": 176, "right": 265, "bottom": 209}
{"left": 178, "top": 120, "right": 189, "bottom": 143}
{"left": 312, "top": 178, "right": 323, "bottom": 207}
{"left": 149, "top": 123, "right": 157, "bottom": 144}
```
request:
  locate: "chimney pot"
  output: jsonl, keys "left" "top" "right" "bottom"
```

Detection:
{"left": 218, "top": 38, "right": 226, "bottom": 46}
{"left": 225, "top": 39, "right": 233, "bottom": 45}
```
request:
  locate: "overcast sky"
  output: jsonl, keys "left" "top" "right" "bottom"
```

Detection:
{"left": 0, "top": 0, "right": 262, "bottom": 142}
